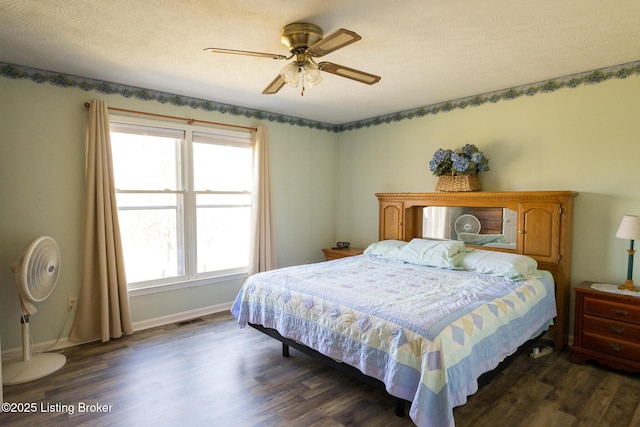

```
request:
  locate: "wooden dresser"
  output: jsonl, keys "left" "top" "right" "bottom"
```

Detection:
{"left": 322, "top": 247, "right": 364, "bottom": 261}
{"left": 570, "top": 281, "right": 640, "bottom": 372}
{"left": 376, "top": 191, "right": 577, "bottom": 349}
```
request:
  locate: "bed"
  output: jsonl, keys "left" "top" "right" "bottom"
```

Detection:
{"left": 231, "top": 238, "right": 557, "bottom": 427}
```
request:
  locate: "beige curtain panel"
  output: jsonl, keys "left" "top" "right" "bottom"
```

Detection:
{"left": 249, "top": 125, "right": 277, "bottom": 275}
{"left": 70, "top": 100, "right": 133, "bottom": 343}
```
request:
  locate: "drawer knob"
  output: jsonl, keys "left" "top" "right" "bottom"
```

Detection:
{"left": 609, "top": 325, "right": 626, "bottom": 334}
{"left": 610, "top": 308, "right": 628, "bottom": 316}
{"left": 609, "top": 342, "right": 625, "bottom": 352}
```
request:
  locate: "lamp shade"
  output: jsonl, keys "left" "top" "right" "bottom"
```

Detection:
{"left": 301, "top": 61, "right": 322, "bottom": 87}
{"left": 616, "top": 215, "right": 640, "bottom": 240}
{"left": 280, "top": 62, "right": 301, "bottom": 87}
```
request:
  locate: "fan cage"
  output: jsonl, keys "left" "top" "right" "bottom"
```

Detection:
{"left": 18, "top": 236, "right": 61, "bottom": 303}
{"left": 454, "top": 214, "right": 481, "bottom": 235}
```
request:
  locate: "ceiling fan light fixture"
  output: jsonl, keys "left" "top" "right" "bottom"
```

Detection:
{"left": 302, "top": 61, "right": 322, "bottom": 87}
{"left": 280, "top": 62, "right": 301, "bottom": 87}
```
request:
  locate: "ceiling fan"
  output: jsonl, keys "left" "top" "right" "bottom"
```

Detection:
{"left": 205, "top": 23, "right": 381, "bottom": 95}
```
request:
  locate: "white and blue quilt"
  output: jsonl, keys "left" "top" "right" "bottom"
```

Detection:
{"left": 231, "top": 255, "right": 556, "bottom": 427}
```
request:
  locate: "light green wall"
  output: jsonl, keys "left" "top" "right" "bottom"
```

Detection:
{"left": 2, "top": 72, "right": 639, "bottom": 351}
{"left": 0, "top": 78, "right": 338, "bottom": 350}
{"left": 336, "top": 75, "right": 640, "bottom": 299}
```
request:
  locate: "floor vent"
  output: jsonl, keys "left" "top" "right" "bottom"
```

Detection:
{"left": 175, "top": 317, "right": 204, "bottom": 327}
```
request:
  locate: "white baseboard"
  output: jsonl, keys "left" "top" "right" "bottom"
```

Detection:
{"left": 132, "top": 302, "right": 232, "bottom": 331}
{"left": 1, "top": 303, "right": 232, "bottom": 360}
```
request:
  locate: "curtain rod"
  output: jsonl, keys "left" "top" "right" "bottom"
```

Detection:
{"left": 83, "top": 102, "right": 257, "bottom": 132}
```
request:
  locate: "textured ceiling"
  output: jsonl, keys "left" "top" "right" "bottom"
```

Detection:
{"left": 1, "top": 0, "right": 640, "bottom": 124}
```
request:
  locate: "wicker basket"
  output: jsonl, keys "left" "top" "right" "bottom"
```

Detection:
{"left": 435, "top": 174, "right": 481, "bottom": 192}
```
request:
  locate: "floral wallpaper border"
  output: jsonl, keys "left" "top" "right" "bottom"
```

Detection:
{"left": 2, "top": 60, "right": 640, "bottom": 133}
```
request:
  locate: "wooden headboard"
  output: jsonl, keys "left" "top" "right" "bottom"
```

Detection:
{"left": 376, "top": 191, "right": 578, "bottom": 350}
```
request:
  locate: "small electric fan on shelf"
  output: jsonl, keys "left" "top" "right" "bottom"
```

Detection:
{"left": 454, "top": 214, "right": 481, "bottom": 235}
{"left": 2, "top": 236, "right": 66, "bottom": 385}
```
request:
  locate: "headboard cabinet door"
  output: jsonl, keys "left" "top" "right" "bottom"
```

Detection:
{"left": 379, "top": 201, "right": 404, "bottom": 240}
{"left": 518, "top": 202, "right": 561, "bottom": 264}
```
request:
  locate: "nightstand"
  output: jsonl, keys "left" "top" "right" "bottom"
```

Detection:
{"left": 569, "top": 281, "right": 640, "bottom": 372}
{"left": 322, "top": 247, "right": 364, "bottom": 261}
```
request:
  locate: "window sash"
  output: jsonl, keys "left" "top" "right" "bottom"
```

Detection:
{"left": 109, "top": 115, "right": 253, "bottom": 290}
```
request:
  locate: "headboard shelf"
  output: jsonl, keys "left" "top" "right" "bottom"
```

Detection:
{"left": 376, "top": 190, "right": 577, "bottom": 349}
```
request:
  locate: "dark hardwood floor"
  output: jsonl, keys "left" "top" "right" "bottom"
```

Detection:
{"left": 2, "top": 311, "right": 640, "bottom": 426}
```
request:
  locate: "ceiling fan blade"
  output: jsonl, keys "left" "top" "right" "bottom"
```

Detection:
{"left": 204, "top": 47, "right": 287, "bottom": 60}
{"left": 318, "top": 62, "right": 381, "bottom": 85}
{"left": 307, "top": 28, "right": 361, "bottom": 57}
{"left": 262, "top": 75, "right": 286, "bottom": 95}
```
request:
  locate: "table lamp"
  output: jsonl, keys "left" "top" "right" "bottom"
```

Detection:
{"left": 616, "top": 214, "right": 640, "bottom": 291}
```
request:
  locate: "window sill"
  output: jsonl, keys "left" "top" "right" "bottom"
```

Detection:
{"left": 128, "top": 272, "right": 248, "bottom": 297}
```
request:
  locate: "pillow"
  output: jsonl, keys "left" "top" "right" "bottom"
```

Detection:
{"left": 395, "top": 238, "right": 468, "bottom": 268}
{"left": 461, "top": 249, "right": 538, "bottom": 280}
{"left": 364, "top": 240, "right": 408, "bottom": 258}
{"left": 457, "top": 233, "right": 507, "bottom": 245}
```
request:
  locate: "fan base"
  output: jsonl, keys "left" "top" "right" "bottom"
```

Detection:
{"left": 2, "top": 353, "right": 66, "bottom": 385}
{"left": 281, "top": 23, "right": 323, "bottom": 51}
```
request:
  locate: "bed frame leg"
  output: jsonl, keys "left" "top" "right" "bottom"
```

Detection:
{"left": 395, "top": 398, "right": 405, "bottom": 417}
{"left": 282, "top": 343, "right": 290, "bottom": 357}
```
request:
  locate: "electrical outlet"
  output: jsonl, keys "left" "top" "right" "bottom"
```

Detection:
{"left": 67, "top": 297, "right": 77, "bottom": 312}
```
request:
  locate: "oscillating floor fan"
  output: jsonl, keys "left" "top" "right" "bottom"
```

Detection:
{"left": 2, "top": 236, "right": 66, "bottom": 385}
{"left": 454, "top": 214, "right": 482, "bottom": 235}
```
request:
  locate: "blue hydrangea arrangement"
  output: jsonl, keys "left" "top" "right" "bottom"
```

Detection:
{"left": 429, "top": 144, "right": 490, "bottom": 176}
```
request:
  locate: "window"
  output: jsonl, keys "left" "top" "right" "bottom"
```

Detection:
{"left": 109, "top": 117, "right": 253, "bottom": 291}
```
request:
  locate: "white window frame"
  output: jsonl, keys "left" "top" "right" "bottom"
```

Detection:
{"left": 109, "top": 115, "right": 253, "bottom": 295}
